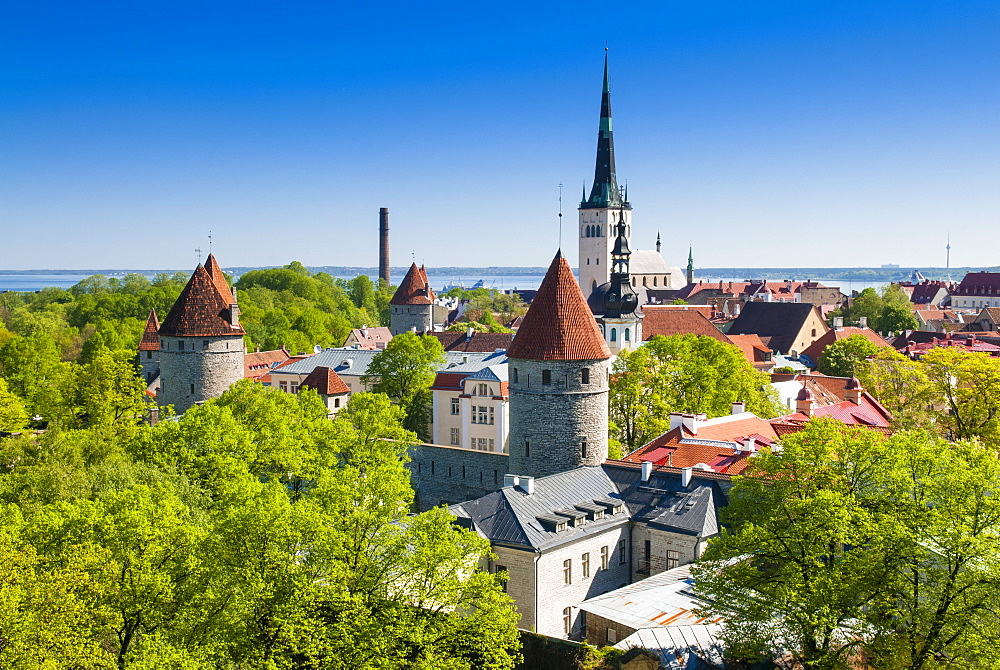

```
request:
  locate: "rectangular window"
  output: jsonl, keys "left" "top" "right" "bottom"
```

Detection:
{"left": 542, "top": 369, "right": 551, "bottom": 385}
{"left": 334, "top": 398, "right": 340, "bottom": 408}
{"left": 666, "top": 550, "right": 679, "bottom": 570}
{"left": 489, "top": 406, "right": 495, "bottom": 425}
{"left": 606, "top": 627, "right": 617, "bottom": 644}
{"left": 279, "top": 381, "right": 288, "bottom": 392}
{"left": 619, "top": 539, "right": 627, "bottom": 564}
{"left": 581, "top": 368, "right": 590, "bottom": 384}
{"left": 488, "top": 438, "right": 495, "bottom": 451}
{"left": 563, "top": 559, "right": 572, "bottom": 585}
{"left": 470, "top": 438, "right": 476, "bottom": 449}
{"left": 202, "top": 340, "right": 209, "bottom": 349}
{"left": 582, "top": 553, "right": 590, "bottom": 578}
{"left": 178, "top": 340, "right": 185, "bottom": 351}
{"left": 525, "top": 441, "right": 530, "bottom": 457}
{"left": 478, "top": 383, "right": 489, "bottom": 396}
{"left": 451, "top": 398, "right": 460, "bottom": 415}
{"left": 146, "top": 351, "right": 152, "bottom": 359}
{"left": 450, "top": 428, "right": 460, "bottom": 445}
{"left": 601, "top": 546, "right": 609, "bottom": 570}
{"left": 476, "top": 406, "right": 488, "bottom": 424}
{"left": 290, "top": 383, "right": 299, "bottom": 394}
{"left": 563, "top": 607, "right": 572, "bottom": 636}
{"left": 511, "top": 368, "right": 518, "bottom": 383}
{"left": 644, "top": 540, "right": 651, "bottom": 563}
{"left": 495, "top": 565, "right": 508, "bottom": 593}
{"left": 190, "top": 383, "right": 194, "bottom": 394}
{"left": 478, "top": 438, "right": 488, "bottom": 451}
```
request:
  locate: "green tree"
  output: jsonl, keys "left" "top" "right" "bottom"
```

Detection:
{"left": 74, "top": 348, "right": 149, "bottom": 429}
{"left": 609, "top": 335, "right": 782, "bottom": 454}
{"left": 694, "top": 421, "right": 1000, "bottom": 669}
{"left": 816, "top": 333, "right": 883, "bottom": 377}
{"left": 848, "top": 287, "right": 883, "bottom": 326}
{"left": 363, "top": 332, "right": 445, "bottom": 441}
{"left": 923, "top": 347, "right": 1000, "bottom": 448}
{"left": 0, "top": 378, "right": 28, "bottom": 432}
{"left": 855, "top": 348, "right": 935, "bottom": 431}
{"left": 874, "top": 302, "right": 918, "bottom": 334}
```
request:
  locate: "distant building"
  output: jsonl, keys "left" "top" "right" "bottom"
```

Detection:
{"left": 951, "top": 272, "right": 1000, "bottom": 310}
{"left": 726, "top": 302, "right": 830, "bottom": 358}
{"left": 430, "top": 353, "right": 509, "bottom": 453}
{"left": 299, "top": 366, "right": 351, "bottom": 415}
{"left": 389, "top": 263, "right": 434, "bottom": 335}
{"left": 343, "top": 326, "right": 392, "bottom": 349}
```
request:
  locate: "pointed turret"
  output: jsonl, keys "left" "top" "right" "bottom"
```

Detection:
{"left": 159, "top": 264, "right": 245, "bottom": 337}
{"left": 389, "top": 262, "right": 435, "bottom": 334}
{"left": 603, "top": 218, "right": 639, "bottom": 319}
{"left": 138, "top": 309, "right": 160, "bottom": 351}
{"left": 508, "top": 252, "right": 610, "bottom": 361}
{"left": 204, "top": 254, "right": 235, "bottom": 304}
{"left": 687, "top": 246, "right": 695, "bottom": 285}
{"left": 582, "top": 53, "right": 626, "bottom": 210}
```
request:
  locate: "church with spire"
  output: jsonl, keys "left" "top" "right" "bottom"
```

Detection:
{"left": 579, "top": 54, "right": 685, "bottom": 337}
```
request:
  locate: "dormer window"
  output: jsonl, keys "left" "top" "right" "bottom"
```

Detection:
{"left": 478, "top": 383, "right": 489, "bottom": 396}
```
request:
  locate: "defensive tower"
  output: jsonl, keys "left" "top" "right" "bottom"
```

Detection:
{"left": 507, "top": 251, "right": 612, "bottom": 479}
{"left": 157, "top": 255, "right": 245, "bottom": 413}
{"left": 389, "top": 262, "right": 434, "bottom": 335}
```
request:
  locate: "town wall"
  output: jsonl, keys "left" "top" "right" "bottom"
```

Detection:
{"left": 158, "top": 334, "right": 245, "bottom": 414}
{"left": 407, "top": 443, "right": 509, "bottom": 511}
{"left": 507, "top": 358, "right": 611, "bottom": 479}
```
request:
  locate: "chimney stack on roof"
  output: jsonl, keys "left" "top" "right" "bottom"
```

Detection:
{"left": 731, "top": 401, "right": 746, "bottom": 415}
{"left": 641, "top": 460, "right": 652, "bottom": 482}
{"left": 681, "top": 467, "right": 693, "bottom": 488}
{"left": 796, "top": 387, "right": 815, "bottom": 416}
{"left": 845, "top": 377, "right": 863, "bottom": 404}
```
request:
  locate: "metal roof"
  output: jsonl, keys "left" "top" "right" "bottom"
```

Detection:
{"left": 614, "top": 625, "right": 725, "bottom": 669}
{"left": 271, "top": 348, "right": 502, "bottom": 378}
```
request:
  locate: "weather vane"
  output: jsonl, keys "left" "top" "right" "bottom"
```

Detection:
{"left": 195, "top": 247, "right": 203, "bottom": 264}
{"left": 208, "top": 230, "right": 213, "bottom": 254}
{"left": 558, "top": 183, "right": 564, "bottom": 249}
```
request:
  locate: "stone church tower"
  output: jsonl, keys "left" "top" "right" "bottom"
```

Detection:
{"left": 578, "top": 53, "right": 632, "bottom": 298}
{"left": 507, "top": 251, "right": 612, "bottom": 480}
{"left": 157, "top": 254, "right": 245, "bottom": 414}
{"left": 390, "top": 262, "right": 434, "bottom": 335}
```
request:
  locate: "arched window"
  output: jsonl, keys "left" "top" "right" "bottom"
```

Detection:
{"left": 610, "top": 328, "right": 617, "bottom": 342}
{"left": 624, "top": 328, "right": 631, "bottom": 342}
{"left": 642, "top": 277, "right": 647, "bottom": 287}
{"left": 632, "top": 277, "right": 636, "bottom": 286}
{"left": 653, "top": 276, "right": 657, "bottom": 287}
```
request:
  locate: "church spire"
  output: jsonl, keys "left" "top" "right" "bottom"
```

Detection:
{"left": 582, "top": 52, "right": 625, "bottom": 209}
{"left": 686, "top": 245, "right": 695, "bottom": 285}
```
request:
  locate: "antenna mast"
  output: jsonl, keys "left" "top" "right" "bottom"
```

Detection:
{"left": 558, "top": 182, "right": 563, "bottom": 249}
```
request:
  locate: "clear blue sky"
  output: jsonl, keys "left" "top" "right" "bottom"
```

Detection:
{"left": 3, "top": 0, "right": 998, "bottom": 271}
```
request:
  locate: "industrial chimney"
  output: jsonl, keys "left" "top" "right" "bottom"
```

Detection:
{"left": 379, "top": 208, "right": 390, "bottom": 288}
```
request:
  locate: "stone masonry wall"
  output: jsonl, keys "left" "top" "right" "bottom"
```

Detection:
{"left": 390, "top": 305, "right": 432, "bottom": 335}
{"left": 158, "top": 335, "right": 245, "bottom": 414}
{"left": 507, "top": 358, "right": 611, "bottom": 479}
{"left": 407, "top": 443, "right": 509, "bottom": 511}
{"left": 138, "top": 349, "right": 160, "bottom": 385}
{"left": 630, "top": 524, "right": 701, "bottom": 580}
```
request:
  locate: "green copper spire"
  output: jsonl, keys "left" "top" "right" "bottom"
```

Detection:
{"left": 686, "top": 245, "right": 695, "bottom": 285}
{"left": 582, "top": 52, "right": 627, "bottom": 210}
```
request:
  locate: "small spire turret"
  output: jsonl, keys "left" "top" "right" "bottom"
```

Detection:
{"left": 686, "top": 245, "right": 695, "bottom": 285}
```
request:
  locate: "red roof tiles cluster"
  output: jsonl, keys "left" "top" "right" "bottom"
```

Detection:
{"left": 507, "top": 252, "right": 611, "bottom": 361}
{"left": 898, "top": 332, "right": 1000, "bottom": 358}
{"left": 641, "top": 308, "right": 730, "bottom": 342}
{"left": 421, "top": 331, "right": 514, "bottom": 352}
{"left": 244, "top": 348, "right": 291, "bottom": 380}
{"left": 390, "top": 263, "right": 435, "bottom": 305}
{"left": 159, "top": 263, "right": 246, "bottom": 338}
{"left": 300, "top": 366, "right": 350, "bottom": 395}
{"left": 955, "top": 272, "right": 1000, "bottom": 296}
{"left": 138, "top": 309, "right": 160, "bottom": 351}
{"left": 800, "top": 327, "right": 890, "bottom": 365}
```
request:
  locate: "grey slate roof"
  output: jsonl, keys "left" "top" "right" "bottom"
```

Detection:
{"left": 727, "top": 302, "right": 818, "bottom": 355}
{"left": 465, "top": 364, "right": 508, "bottom": 383}
{"left": 272, "top": 347, "right": 504, "bottom": 378}
{"left": 451, "top": 462, "right": 730, "bottom": 551}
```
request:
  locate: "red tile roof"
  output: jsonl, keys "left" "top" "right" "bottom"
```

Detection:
{"left": 421, "top": 331, "right": 513, "bottom": 352}
{"left": 159, "top": 264, "right": 246, "bottom": 338}
{"left": 955, "top": 272, "right": 1000, "bottom": 295}
{"left": 300, "top": 366, "right": 350, "bottom": 395}
{"left": 776, "top": 391, "right": 893, "bottom": 428}
{"left": 725, "top": 334, "right": 773, "bottom": 367}
{"left": 390, "top": 263, "right": 435, "bottom": 305}
{"left": 641, "top": 308, "right": 730, "bottom": 342}
{"left": 138, "top": 309, "right": 160, "bottom": 351}
{"left": 204, "top": 254, "right": 235, "bottom": 305}
{"left": 344, "top": 327, "right": 393, "bottom": 349}
{"left": 507, "top": 252, "right": 611, "bottom": 361}
{"left": 244, "top": 348, "right": 291, "bottom": 380}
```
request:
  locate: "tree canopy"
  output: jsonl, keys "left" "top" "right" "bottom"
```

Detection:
{"left": 609, "top": 334, "right": 783, "bottom": 456}
{"left": 0, "top": 383, "right": 520, "bottom": 668}
{"left": 363, "top": 332, "right": 446, "bottom": 441}
{"left": 694, "top": 419, "right": 1000, "bottom": 669}
{"left": 816, "top": 333, "right": 884, "bottom": 377}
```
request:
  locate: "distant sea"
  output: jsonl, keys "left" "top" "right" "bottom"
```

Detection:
{"left": 0, "top": 272, "right": 548, "bottom": 293}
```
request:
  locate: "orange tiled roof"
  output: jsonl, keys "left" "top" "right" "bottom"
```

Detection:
{"left": 422, "top": 331, "right": 513, "bottom": 352}
{"left": 800, "top": 327, "right": 890, "bottom": 364}
{"left": 390, "top": 263, "right": 435, "bottom": 305}
{"left": 507, "top": 252, "right": 611, "bottom": 361}
{"left": 725, "top": 334, "right": 772, "bottom": 366}
{"left": 300, "top": 366, "right": 350, "bottom": 395}
{"left": 159, "top": 264, "right": 246, "bottom": 338}
{"left": 204, "top": 254, "right": 235, "bottom": 305}
{"left": 641, "top": 308, "right": 730, "bottom": 342}
{"left": 138, "top": 309, "right": 160, "bottom": 351}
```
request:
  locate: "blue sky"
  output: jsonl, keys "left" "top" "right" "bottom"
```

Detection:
{"left": 3, "top": 1, "right": 998, "bottom": 271}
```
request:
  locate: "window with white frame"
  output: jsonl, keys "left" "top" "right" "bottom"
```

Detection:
{"left": 600, "top": 545, "right": 609, "bottom": 570}
{"left": 475, "top": 405, "right": 489, "bottom": 424}
{"left": 563, "top": 559, "right": 572, "bottom": 585}
{"left": 451, "top": 398, "right": 460, "bottom": 415}
{"left": 450, "top": 428, "right": 460, "bottom": 445}
{"left": 582, "top": 552, "right": 590, "bottom": 578}
{"left": 477, "top": 383, "right": 489, "bottom": 396}
{"left": 563, "top": 607, "right": 572, "bottom": 636}
{"left": 618, "top": 539, "right": 627, "bottom": 564}
{"left": 666, "top": 550, "right": 679, "bottom": 569}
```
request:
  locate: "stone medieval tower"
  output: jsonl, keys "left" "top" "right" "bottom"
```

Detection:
{"left": 157, "top": 254, "right": 246, "bottom": 414}
{"left": 137, "top": 308, "right": 161, "bottom": 385}
{"left": 507, "top": 251, "right": 613, "bottom": 479}
{"left": 578, "top": 53, "right": 632, "bottom": 298}
{"left": 389, "top": 262, "right": 434, "bottom": 335}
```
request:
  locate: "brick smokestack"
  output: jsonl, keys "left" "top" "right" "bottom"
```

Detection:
{"left": 378, "top": 208, "right": 390, "bottom": 287}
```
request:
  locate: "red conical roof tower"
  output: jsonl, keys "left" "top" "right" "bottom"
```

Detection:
{"left": 204, "top": 253, "right": 235, "bottom": 305}
{"left": 138, "top": 309, "right": 161, "bottom": 351}
{"left": 508, "top": 252, "right": 611, "bottom": 361}
{"left": 159, "top": 264, "right": 245, "bottom": 338}
{"left": 390, "top": 262, "right": 435, "bottom": 305}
